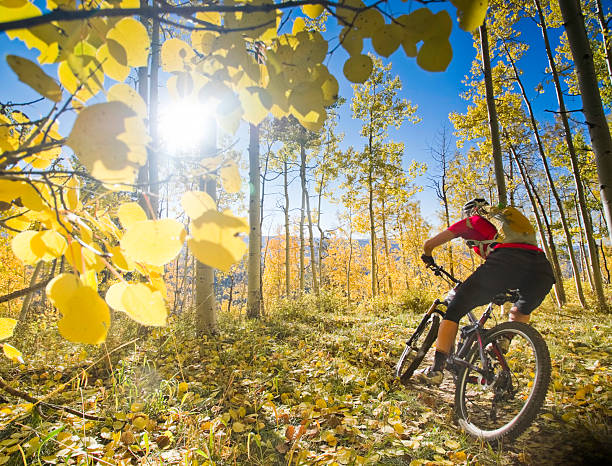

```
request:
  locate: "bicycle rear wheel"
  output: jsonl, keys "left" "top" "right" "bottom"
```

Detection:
{"left": 396, "top": 313, "right": 440, "bottom": 382}
{"left": 454, "top": 321, "right": 551, "bottom": 443}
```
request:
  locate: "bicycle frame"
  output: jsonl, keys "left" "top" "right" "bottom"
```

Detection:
{"left": 422, "top": 264, "right": 512, "bottom": 380}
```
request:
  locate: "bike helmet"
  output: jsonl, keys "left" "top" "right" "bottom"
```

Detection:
{"left": 463, "top": 198, "right": 489, "bottom": 217}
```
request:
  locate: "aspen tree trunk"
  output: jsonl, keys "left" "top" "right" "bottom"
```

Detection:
{"left": 260, "top": 144, "right": 270, "bottom": 315}
{"left": 574, "top": 195, "right": 594, "bottom": 289}
{"left": 299, "top": 140, "right": 319, "bottom": 297}
{"left": 381, "top": 198, "right": 393, "bottom": 297}
{"left": 299, "top": 153, "right": 305, "bottom": 294}
{"left": 480, "top": 24, "right": 507, "bottom": 206}
{"left": 247, "top": 123, "right": 261, "bottom": 319}
{"left": 147, "top": 11, "right": 160, "bottom": 216}
{"left": 316, "top": 170, "right": 326, "bottom": 291}
{"left": 367, "top": 165, "right": 377, "bottom": 297}
{"left": 283, "top": 160, "right": 290, "bottom": 297}
{"left": 535, "top": 0, "right": 607, "bottom": 309}
{"left": 347, "top": 208, "right": 353, "bottom": 305}
{"left": 303, "top": 173, "right": 319, "bottom": 298}
{"left": 508, "top": 140, "right": 566, "bottom": 307}
{"left": 504, "top": 43, "right": 587, "bottom": 308}
{"left": 559, "top": 0, "right": 612, "bottom": 248}
{"left": 18, "top": 261, "right": 43, "bottom": 323}
{"left": 137, "top": 2, "right": 149, "bottom": 211}
{"left": 595, "top": 0, "right": 612, "bottom": 85}
{"left": 195, "top": 122, "right": 218, "bottom": 335}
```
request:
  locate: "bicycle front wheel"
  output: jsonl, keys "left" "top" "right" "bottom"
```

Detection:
{"left": 396, "top": 313, "right": 440, "bottom": 382}
{"left": 454, "top": 321, "right": 551, "bottom": 443}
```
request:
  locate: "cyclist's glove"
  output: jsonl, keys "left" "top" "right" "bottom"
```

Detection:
{"left": 421, "top": 254, "right": 435, "bottom": 266}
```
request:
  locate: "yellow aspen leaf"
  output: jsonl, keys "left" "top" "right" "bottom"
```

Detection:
{"left": 451, "top": 0, "right": 488, "bottom": 32}
{"left": 46, "top": 273, "right": 82, "bottom": 310}
{"left": 339, "top": 27, "right": 363, "bottom": 56}
{"left": 110, "top": 246, "right": 134, "bottom": 271}
{"left": 117, "top": 202, "right": 148, "bottom": 229}
{"left": 66, "top": 46, "right": 105, "bottom": 101}
{"left": 121, "top": 283, "right": 167, "bottom": 326}
{"left": 57, "top": 286, "right": 110, "bottom": 344}
{"left": 238, "top": 87, "right": 268, "bottom": 126}
{"left": 2, "top": 3, "right": 44, "bottom": 53}
{"left": 431, "top": 10, "right": 453, "bottom": 39}
{"left": 132, "top": 416, "right": 147, "bottom": 430}
{"left": 31, "top": 230, "right": 67, "bottom": 261}
{"left": 106, "top": 17, "right": 150, "bottom": 68}
{"left": 2, "top": 344, "right": 24, "bottom": 364}
{"left": 292, "top": 17, "right": 306, "bottom": 35}
{"left": 65, "top": 176, "right": 80, "bottom": 211}
{"left": 6, "top": 54, "right": 61, "bottom": 102}
{"left": 321, "top": 75, "right": 339, "bottom": 105}
{"left": 64, "top": 242, "right": 104, "bottom": 273}
{"left": 232, "top": 422, "right": 246, "bottom": 433}
{"left": 321, "top": 430, "right": 337, "bottom": 446}
{"left": 354, "top": 8, "right": 384, "bottom": 37}
{"left": 57, "top": 60, "right": 78, "bottom": 94}
{"left": 192, "top": 30, "right": 218, "bottom": 55}
{"left": 66, "top": 101, "right": 149, "bottom": 187}
{"left": 298, "top": 107, "right": 326, "bottom": 132}
{"left": 416, "top": 37, "right": 452, "bottom": 72}
{"left": 178, "top": 382, "right": 188, "bottom": 394}
{"left": 11, "top": 230, "right": 41, "bottom": 265}
{"left": 315, "top": 398, "right": 327, "bottom": 409}
{"left": 80, "top": 269, "right": 97, "bottom": 291}
{"left": 121, "top": 219, "right": 186, "bottom": 266}
{"left": 0, "top": 0, "right": 28, "bottom": 7}
{"left": 371, "top": 23, "right": 402, "bottom": 57}
{"left": 161, "top": 38, "right": 194, "bottom": 72}
{"left": 220, "top": 161, "right": 242, "bottom": 193}
{"left": 343, "top": 54, "right": 373, "bottom": 83}
{"left": 96, "top": 43, "right": 130, "bottom": 82}
{"left": 105, "top": 282, "right": 128, "bottom": 312}
{"left": 0, "top": 318, "right": 17, "bottom": 340}
{"left": 302, "top": 4, "right": 324, "bottom": 19}
{"left": 107, "top": 83, "right": 147, "bottom": 119}
{"left": 444, "top": 439, "right": 461, "bottom": 450}
{"left": 181, "top": 191, "right": 216, "bottom": 219}
{"left": 188, "top": 210, "right": 248, "bottom": 272}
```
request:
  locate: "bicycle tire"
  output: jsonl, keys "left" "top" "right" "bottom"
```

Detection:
{"left": 396, "top": 313, "right": 440, "bottom": 382}
{"left": 454, "top": 321, "right": 551, "bottom": 443}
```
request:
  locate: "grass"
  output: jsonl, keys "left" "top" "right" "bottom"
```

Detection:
{"left": 0, "top": 287, "right": 611, "bottom": 465}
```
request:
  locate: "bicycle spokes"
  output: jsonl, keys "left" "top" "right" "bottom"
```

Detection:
{"left": 455, "top": 323, "right": 550, "bottom": 442}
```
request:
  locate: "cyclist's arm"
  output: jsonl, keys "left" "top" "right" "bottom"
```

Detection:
{"left": 423, "top": 229, "right": 457, "bottom": 256}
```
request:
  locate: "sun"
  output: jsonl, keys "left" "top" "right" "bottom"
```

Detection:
{"left": 158, "top": 99, "right": 216, "bottom": 156}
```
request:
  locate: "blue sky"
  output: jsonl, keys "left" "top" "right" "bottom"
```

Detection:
{"left": 0, "top": 2, "right": 583, "bottom": 236}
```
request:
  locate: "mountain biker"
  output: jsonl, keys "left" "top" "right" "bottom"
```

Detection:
{"left": 415, "top": 198, "right": 555, "bottom": 385}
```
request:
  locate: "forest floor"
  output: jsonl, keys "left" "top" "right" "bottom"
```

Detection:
{"left": 0, "top": 292, "right": 611, "bottom": 465}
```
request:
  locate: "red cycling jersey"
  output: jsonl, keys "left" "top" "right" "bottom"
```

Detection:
{"left": 448, "top": 215, "right": 543, "bottom": 257}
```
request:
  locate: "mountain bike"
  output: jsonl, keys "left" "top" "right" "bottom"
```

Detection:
{"left": 396, "top": 262, "right": 551, "bottom": 443}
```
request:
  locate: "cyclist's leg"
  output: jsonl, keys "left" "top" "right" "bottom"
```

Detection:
{"left": 511, "top": 250, "right": 556, "bottom": 322}
{"left": 416, "top": 253, "right": 512, "bottom": 384}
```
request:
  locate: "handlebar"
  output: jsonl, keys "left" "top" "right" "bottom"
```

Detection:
{"left": 426, "top": 262, "right": 461, "bottom": 284}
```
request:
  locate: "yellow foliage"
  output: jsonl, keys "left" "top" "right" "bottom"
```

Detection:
{"left": 120, "top": 283, "right": 167, "bottom": 326}
{"left": 57, "top": 286, "right": 110, "bottom": 345}
{"left": 188, "top": 210, "right": 248, "bottom": 272}
{"left": 0, "top": 318, "right": 17, "bottom": 340}
{"left": 121, "top": 219, "right": 186, "bottom": 267}
{"left": 6, "top": 55, "right": 61, "bottom": 102}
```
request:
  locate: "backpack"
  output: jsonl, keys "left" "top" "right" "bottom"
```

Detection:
{"left": 464, "top": 205, "right": 538, "bottom": 257}
{"left": 485, "top": 205, "right": 538, "bottom": 246}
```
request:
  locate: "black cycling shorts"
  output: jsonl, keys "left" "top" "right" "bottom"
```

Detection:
{"left": 444, "top": 247, "right": 555, "bottom": 323}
